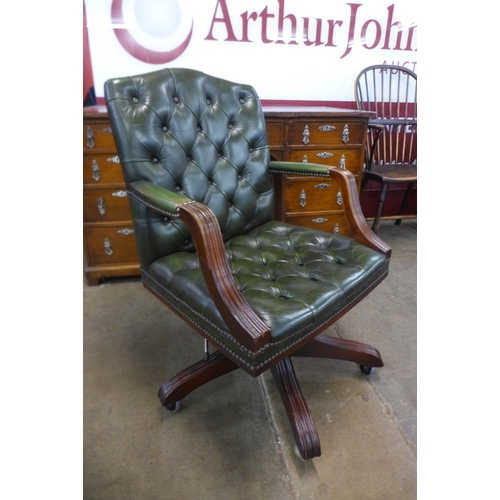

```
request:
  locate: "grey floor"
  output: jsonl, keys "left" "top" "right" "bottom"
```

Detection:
{"left": 83, "top": 219, "right": 417, "bottom": 500}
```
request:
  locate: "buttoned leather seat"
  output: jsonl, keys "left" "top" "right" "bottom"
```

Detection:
{"left": 105, "top": 68, "right": 391, "bottom": 460}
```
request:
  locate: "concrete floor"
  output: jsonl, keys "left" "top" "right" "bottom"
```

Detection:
{"left": 83, "top": 219, "right": 417, "bottom": 500}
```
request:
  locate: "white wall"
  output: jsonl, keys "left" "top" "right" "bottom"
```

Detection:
{"left": 85, "top": 0, "right": 417, "bottom": 103}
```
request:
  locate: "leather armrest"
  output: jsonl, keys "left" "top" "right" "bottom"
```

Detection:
{"left": 268, "top": 161, "right": 392, "bottom": 259}
{"left": 128, "top": 180, "right": 271, "bottom": 352}
{"left": 269, "top": 161, "right": 331, "bottom": 178}
{"left": 128, "top": 180, "right": 194, "bottom": 216}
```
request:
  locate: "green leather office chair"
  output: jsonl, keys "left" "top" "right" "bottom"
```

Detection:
{"left": 105, "top": 68, "right": 391, "bottom": 460}
{"left": 355, "top": 64, "right": 417, "bottom": 234}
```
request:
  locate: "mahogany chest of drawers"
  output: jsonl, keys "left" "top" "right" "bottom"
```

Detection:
{"left": 83, "top": 107, "right": 139, "bottom": 285}
{"left": 264, "top": 106, "right": 371, "bottom": 235}
{"left": 83, "top": 105, "right": 372, "bottom": 285}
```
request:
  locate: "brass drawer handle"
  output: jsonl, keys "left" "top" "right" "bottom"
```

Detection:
{"left": 312, "top": 217, "right": 328, "bottom": 224}
{"left": 342, "top": 125, "right": 349, "bottom": 143}
{"left": 338, "top": 154, "right": 346, "bottom": 169}
{"left": 337, "top": 189, "right": 343, "bottom": 206}
{"left": 92, "top": 160, "right": 100, "bottom": 181}
{"left": 318, "top": 125, "right": 336, "bottom": 132}
{"left": 107, "top": 156, "right": 120, "bottom": 163}
{"left": 86, "top": 126, "right": 112, "bottom": 149}
{"left": 97, "top": 192, "right": 127, "bottom": 215}
{"left": 97, "top": 197, "right": 105, "bottom": 215}
{"left": 103, "top": 230, "right": 134, "bottom": 257}
{"left": 302, "top": 125, "right": 310, "bottom": 145}
{"left": 86, "top": 127, "right": 95, "bottom": 149}
{"left": 299, "top": 189, "right": 306, "bottom": 207}
{"left": 316, "top": 152, "right": 333, "bottom": 159}
{"left": 104, "top": 237, "right": 113, "bottom": 255}
{"left": 314, "top": 183, "right": 330, "bottom": 189}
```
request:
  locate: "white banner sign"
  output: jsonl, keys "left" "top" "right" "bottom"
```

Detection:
{"left": 85, "top": 0, "right": 417, "bottom": 103}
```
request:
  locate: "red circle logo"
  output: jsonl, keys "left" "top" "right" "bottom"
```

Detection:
{"left": 111, "top": 0, "right": 193, "bottom": 64}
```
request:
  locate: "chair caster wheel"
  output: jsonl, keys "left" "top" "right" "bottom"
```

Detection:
{"left": 165, "top": 401, "right": 181, "bottom": 412}
{"left": 359, "top": 365, "right": 373, "bottom": 375}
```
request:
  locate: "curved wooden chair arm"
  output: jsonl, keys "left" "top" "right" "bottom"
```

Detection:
{"left": 327, "top": 167, "right": 391, "bottom": 258}
{"left": 128, "top": 180, "right": 271, "bottom": 352}
{"left": 179, "top": 201, "right": 272, "bottom": 352}
{"left": 269, "top": 162, "right": 391, "bottom": 258}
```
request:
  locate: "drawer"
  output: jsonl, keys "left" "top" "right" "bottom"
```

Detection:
{"left": 283, "top": 178, "right": 345, "bottom": 213}
{"left": 266, "top": 122, "right": 284, "bottom": 147}
{"left": 83, "top": 188, "right": 132, "bottom": 223}
{"left": 288, "top": 149, "right": 362, "bottom": 173}
{"left": 284, "top": 213, "right": 352, "bottom": 236}
{"left": 83, "top": 120, "right": 117, "bottom": 151}
{"left": 84, "top": 224, "right": 138, "bottom": 267}
{"left": 83, "top": 154, "right": 123, "bottom": 184}
{"left": 288, "top": 121, "right": 366, "bottom": 146}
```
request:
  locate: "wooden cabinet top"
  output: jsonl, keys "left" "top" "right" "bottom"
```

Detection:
{"left": 83, "top": 105, "right": 109, "bottom": 119}
{"left": 84, "top": 104, "right": 373, "bottom": 119}
{"left": 261, "top": 106, "right": 373, "bottom": 119}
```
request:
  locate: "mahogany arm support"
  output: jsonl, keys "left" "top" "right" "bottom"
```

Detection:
{"left": 268, "top": 162, "right": 392, "bottom": 259}
{"left": 127, "top": 180, "right": 272, "bottom": 353}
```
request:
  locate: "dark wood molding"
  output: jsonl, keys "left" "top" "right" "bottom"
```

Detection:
{"left": 292, "top": 333, "right": 383, "bottom": 368}
{"left": 271, "top": 357, "right": 321, "bottom": 460}
{"left": 179, "top": 201, "right": 272, "bottom": 353}
{"left": 158, "top": 350, "right": 239, "bottom": 408}
{"left": 328, "top": 167, "right": 392, "bottom": 258}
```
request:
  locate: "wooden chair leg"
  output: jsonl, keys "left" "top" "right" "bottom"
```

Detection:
{"left": 372, "top": 183, "right": 387, "bottom": 234}
{"left": 158, "top": 350, "right": 239, "bottom": 409}
{"left": 395, "top": 181, "right": 415, "bottom": 225}
{"left": 292, "top": 333, "right": 383, "bottom": 369}
{"left": 271, "top": 357, "right": 321, "bottom": 460}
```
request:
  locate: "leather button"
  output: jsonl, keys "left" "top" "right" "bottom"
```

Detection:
{"left": 206, "top": 99, "right": 211, "bottom": 104}
{"left": 132, "top": 97, "right": 139, "bottom": 103}
{"left": 162, "top": 126, "right": 168, "bottom": 132}
{"left": 239, "top": 98, "right": 245, "bottom": 104}
{"left": 228, "top": 124, "right": 233, "bottom": 129}
{"left": 176, "top": 186, "right": 181, "bottom": 191}
{"left": 173, "top": 97, "right": 179, "bottom": 103}
{"left": 152, "top": 158, "right": 159, "bottom": 163}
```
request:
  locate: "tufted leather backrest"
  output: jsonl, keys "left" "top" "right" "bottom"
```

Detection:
{"left": 105, "top": 68, "right": 275, "bottom": 264}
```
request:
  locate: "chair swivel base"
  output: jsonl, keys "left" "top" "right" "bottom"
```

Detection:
{"left": 158, "top": 333, "right": 383, "bottom": 460}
